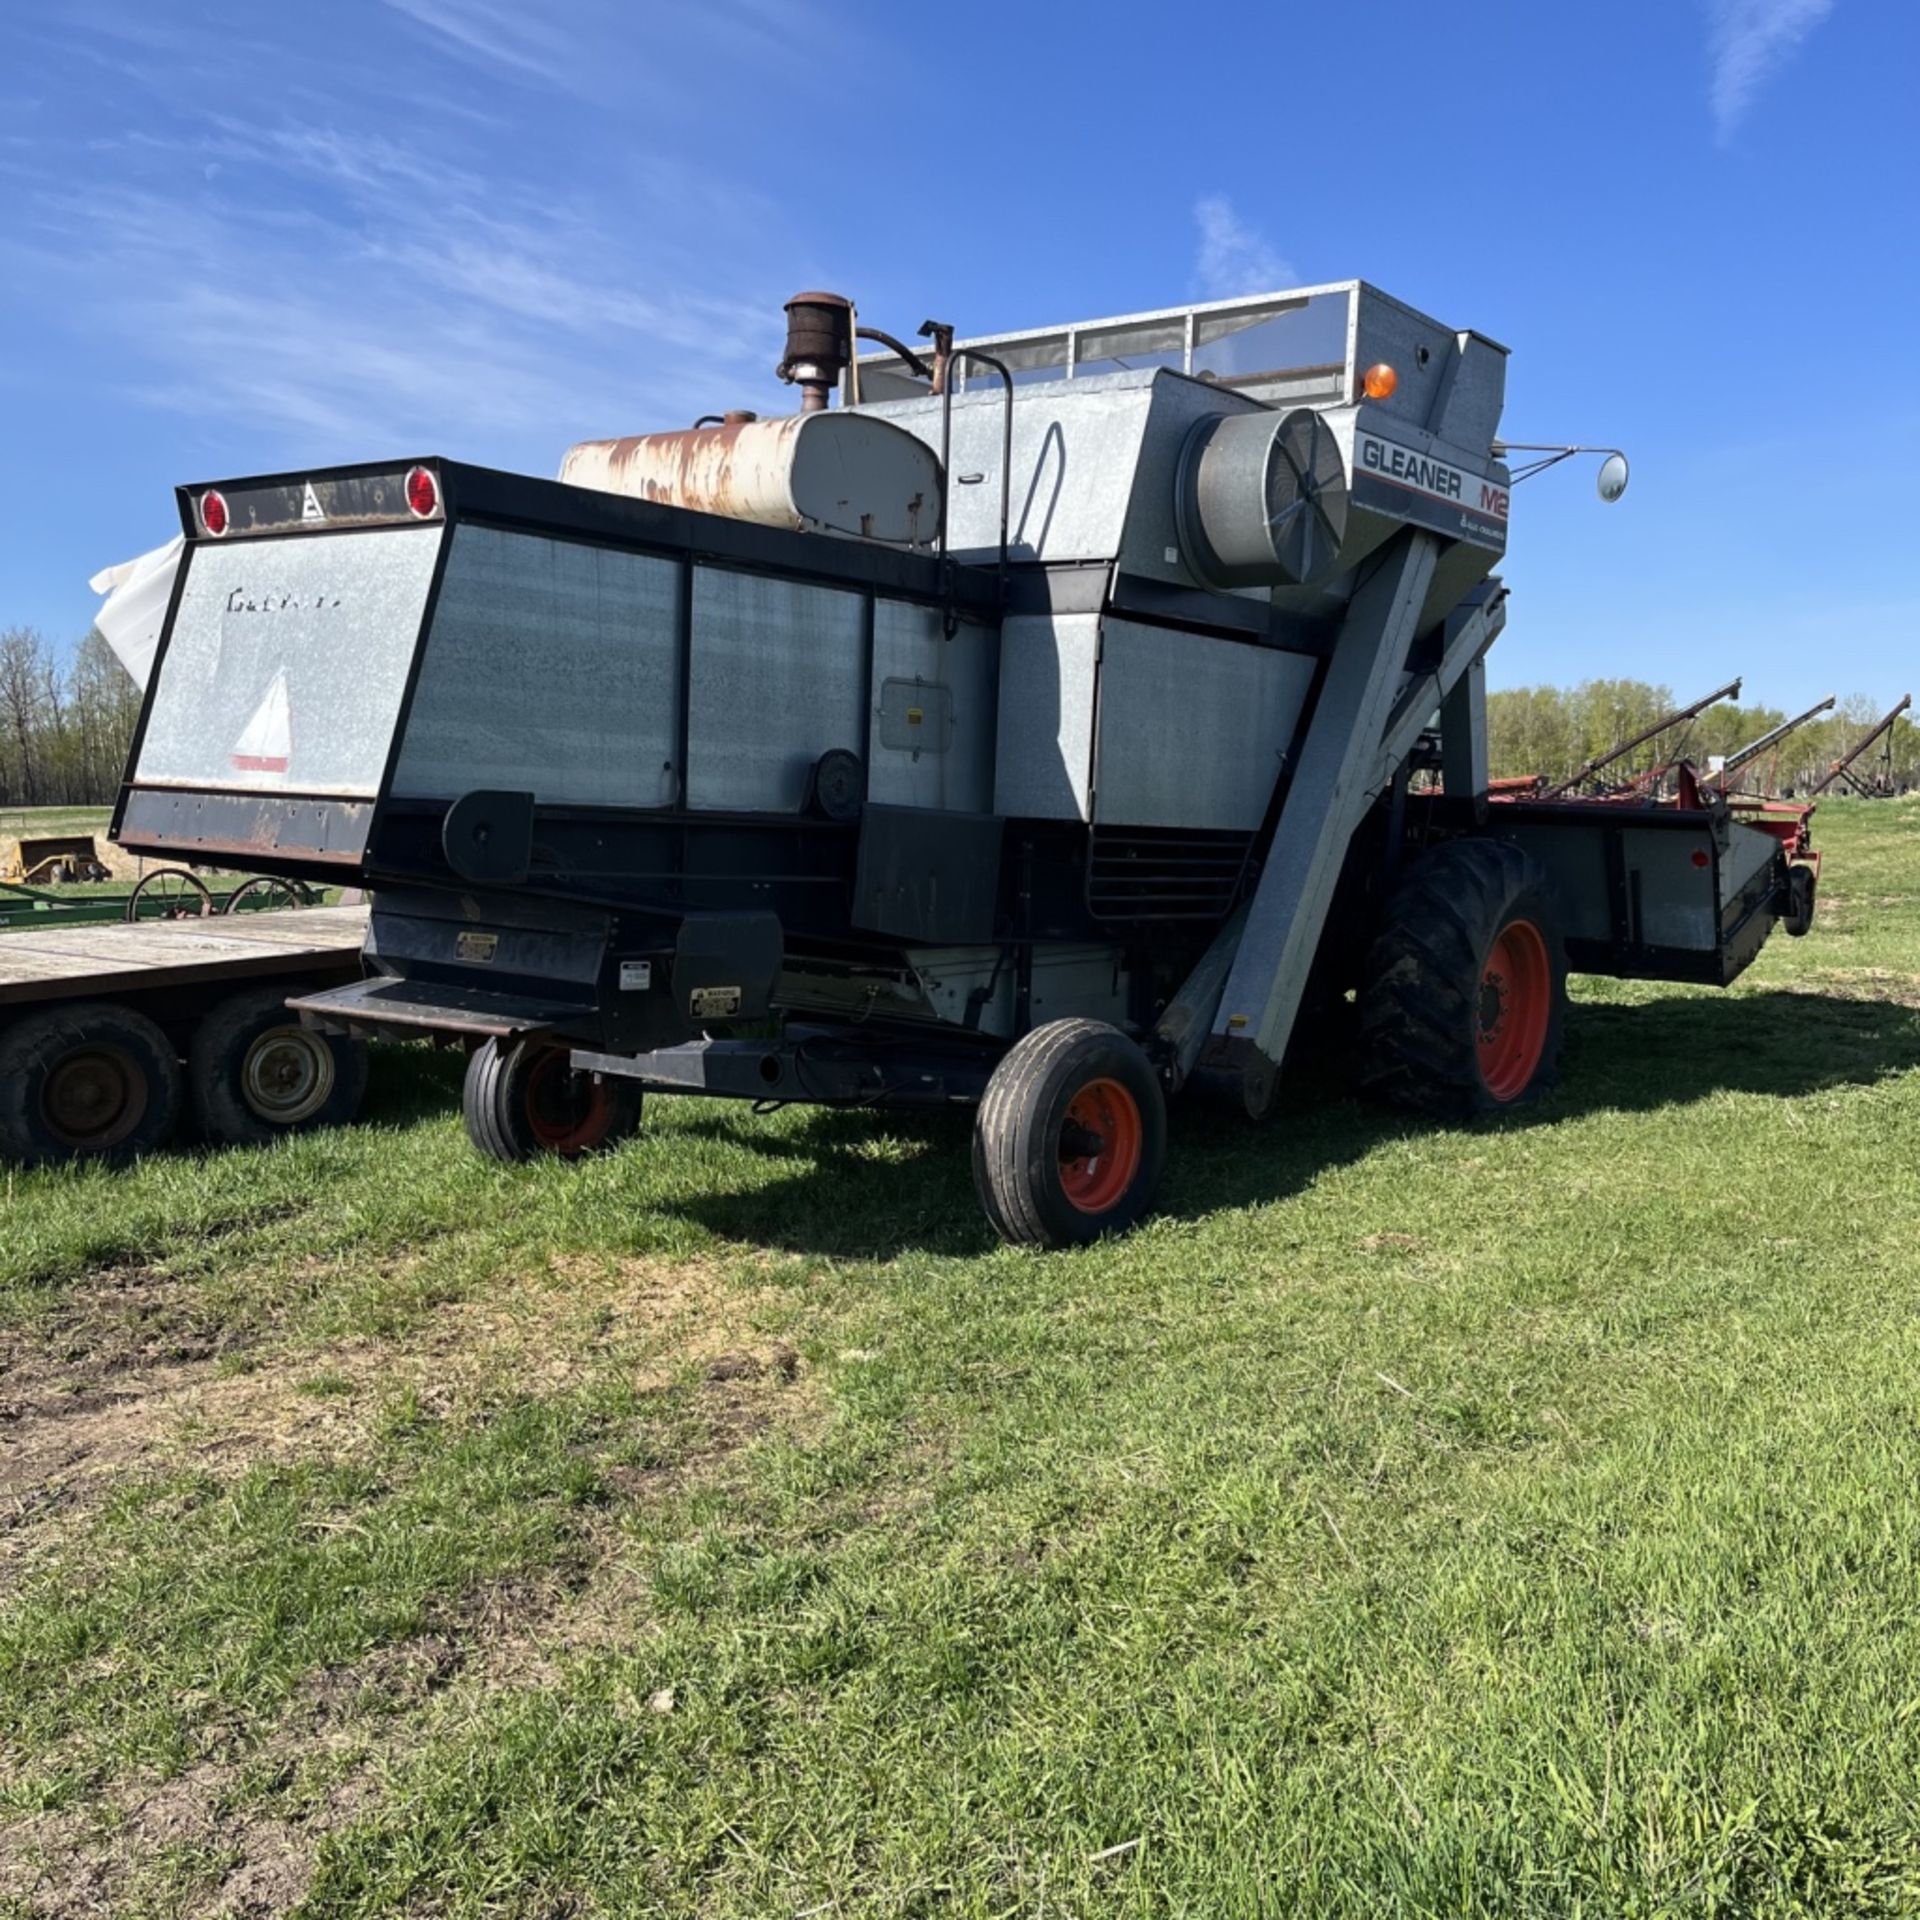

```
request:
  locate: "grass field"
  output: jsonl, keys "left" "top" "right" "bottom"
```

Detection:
{"left": 3, "top": 799, "right": 1918, "bottom": 1918}
{"left": 0, "top": 806, "right": 113, "bottom": 841}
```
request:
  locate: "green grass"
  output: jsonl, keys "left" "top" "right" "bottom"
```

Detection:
{"left": 0, "top": 805, "right": 112, "bottom": 839}
{"left": 3, "top": 798, "right": 1919, "bottom": 1918}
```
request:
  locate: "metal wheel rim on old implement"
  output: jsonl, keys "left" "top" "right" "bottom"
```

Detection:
{"left": 224, "top": 875, "right": 317, "bottom": 914}
{"left": 241, "top": 1026, "right": 338, "bottom": 1124}
{"left": 127, "top": 867, "right": 214, "bottom": 922}
{"left": 41, "top": 1043, "right": 150, "bottom": 1151}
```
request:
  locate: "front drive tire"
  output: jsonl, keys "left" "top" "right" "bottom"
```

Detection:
{"left": 463, "top": 1036, "right": 643, "bottom": 1163}
{"left": 0, "top": 1001, "right": 183, "bottom": 1166}
{"left": 972, "top": 1018, "right": 1167, "bottom": 1249}
{"left": 189, "top": 987, "right": 369, "bottom": 1147}
{"left": 1359, "top": 837, "right": 1568, "bottom": 1120}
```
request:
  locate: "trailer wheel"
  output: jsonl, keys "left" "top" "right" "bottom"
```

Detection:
{"left": 0, "top": 1002, "right": 183, "bottom": 1166}
{"left": 189, "top": 987, "right": 369, "bottom": 1146}
{"left": 972, "top": 1019, "right": 1167, "bottom": 1248}
{"left": 463, "top": 1037, "right": 643, "bottom": 1163}
{"left": 1359, "top": 838, "right": 1567, "bottom": 1119}
{"left": 1784, "top": 863, "right": 1817, "bottom": 937}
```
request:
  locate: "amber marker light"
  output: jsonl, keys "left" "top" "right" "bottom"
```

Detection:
{"left": 1362, "top": 363, "right": 1398, "bottom": 401}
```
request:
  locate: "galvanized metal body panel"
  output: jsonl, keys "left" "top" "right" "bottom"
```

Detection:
{"left": 1202, "top": 530, "right": 1442, "bottom": 1094}
{"left": 137, "top": 526, "right": 442, "bottom": 799}
{"left": 393, "top": 526, "right": 683, "bottom": 807}
{"left": 1092, "top": 621, "right": 1315, "bottom": 831}
{"left": 867, "top": 602, "right": 997, "bottom": 812}
{"left": 870, "top": 379, "right": 1164, "bottom": 565}
{"left": 1719, "top": 812, "right": 1783, "bottom": 914}
{"left": 992, "top": 612, "right": 1100, "bottom": 820}
{"left": 686, "top": 569, "right": 867, "bottom": 813}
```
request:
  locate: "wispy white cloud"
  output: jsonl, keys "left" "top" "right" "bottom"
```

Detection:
{"left": 1706, "top": 0, "right": 1838, "bottom": 141}
{"left": 1191, "top": 195, "right": 1295, "bottom": 301}
{"left": 0, "top": 13, "right": 812, "bottom": 470}
{"left": 379, "top": 0, "right": 582, "bottom": 92}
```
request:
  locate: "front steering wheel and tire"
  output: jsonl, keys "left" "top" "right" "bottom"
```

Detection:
{"left": 463, "top": 1036, "right": 643, "bottom": 1162}
{"left": 1359, "top": 838, "right": 1567, "bottom": 1119}
{"left": 972, "top": 1018, "right": 1167, "bottom": 1248}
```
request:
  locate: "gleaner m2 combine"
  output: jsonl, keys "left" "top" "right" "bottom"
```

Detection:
{"left": 107, "top": 282, "right": 1815, "bottom": 1244}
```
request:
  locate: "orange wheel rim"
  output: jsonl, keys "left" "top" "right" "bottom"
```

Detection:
{"left": 525, "top": 1049, "right": 611, "bottom": 1152}
{"left": 1058, "top": 1077, "right": 1143, "bottom": 1215}
{"left": 1476, "top": 917, "right": 1551, "bottom": 1102}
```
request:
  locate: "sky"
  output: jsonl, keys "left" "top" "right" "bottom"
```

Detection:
{"left": 0, "top": 0, "right": 1912, "bottom": 709}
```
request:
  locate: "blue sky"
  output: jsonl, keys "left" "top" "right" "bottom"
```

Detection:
{"left": 0, "top": 0, "right": 1911, "bottom": 708}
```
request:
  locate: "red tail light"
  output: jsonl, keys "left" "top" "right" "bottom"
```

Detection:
{"left": 405, "top": 466, "right": 438, "bottom": 518}
{"left": 200, "top": 490, "right": 229, "bottom": 537}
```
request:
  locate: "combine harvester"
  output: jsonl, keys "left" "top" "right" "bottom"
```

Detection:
{"left": 95, "top": 281, "right": 1822, "bottom": 1242}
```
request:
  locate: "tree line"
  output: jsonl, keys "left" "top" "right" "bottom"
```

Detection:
{"left": 0, "top": 622, "right": 1911, "bottom": 814}
{"left": 0, "top": 627, "right": 144, "bottom": 811}
{"left": 1486, "top": 679, "right": 1917, "bottom": 796}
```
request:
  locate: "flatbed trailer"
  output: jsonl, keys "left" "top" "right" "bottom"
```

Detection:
{"left": 0, "top": 905, "right": 371, "bottom": 1164}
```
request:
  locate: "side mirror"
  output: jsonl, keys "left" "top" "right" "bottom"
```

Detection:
{"left": 1597, "top": 452, "right": 1630, "bottom": 503}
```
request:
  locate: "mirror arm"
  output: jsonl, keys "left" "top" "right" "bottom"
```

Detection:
{"left": 1494, "top": 442, "right": 1629, "bottom": 487}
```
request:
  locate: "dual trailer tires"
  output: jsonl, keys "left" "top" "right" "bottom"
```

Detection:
{"left": 0, "top": 1003, "right": 182, "bottom": 1165}
{"left": 463, "top": 1037, "right": 644, "bottom": 1163}
{"left": 0, "top": 989, "right": 367, "bottom": 1166}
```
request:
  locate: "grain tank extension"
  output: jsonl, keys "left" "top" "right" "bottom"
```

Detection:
{"left": 111, "top": 281, "right": 1813, "bottom": 1243}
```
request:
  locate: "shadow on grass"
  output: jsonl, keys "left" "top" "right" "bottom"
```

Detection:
{"left": 657, "top": 989, "right": 1920, "bottom": 1259}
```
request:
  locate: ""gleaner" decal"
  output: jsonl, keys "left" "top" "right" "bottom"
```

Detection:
{"left": 1357, "top": 433, "right": 1509, "bottom": 524}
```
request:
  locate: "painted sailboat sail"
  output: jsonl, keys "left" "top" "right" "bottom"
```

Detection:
{"left": 231, "top": 670, "right": 292, "bottom": 775}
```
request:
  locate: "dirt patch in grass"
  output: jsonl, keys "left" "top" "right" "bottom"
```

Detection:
{"left": 0, "top": 1670, "right": 388, "bottom": 1917}
{"left": 0, "top": 1256, "right": 816, "bottom": 1916}
{"left": 1806, "top": 966, "right": 1920, "bottom": 1008}
{"left": 1, "top": 1251, "right": 803, "bottom": 1565}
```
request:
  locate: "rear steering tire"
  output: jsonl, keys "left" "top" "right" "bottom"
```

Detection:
{"left": 1359, "top": 837, "right": 1567, "bottom": 1119}
{"left": 463, "top": 1036, "right": 643, "bottom": 1163}
{"left": 189, "top": 987, "right": 369, "bottom": 1147}
{"left": 972, "top": 1018, "right": 1167, "bottom": 1248}
{"left": 0, "top": 1001, "right": 183, "bottom": 1166}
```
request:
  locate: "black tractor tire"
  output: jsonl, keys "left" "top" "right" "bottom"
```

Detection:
{"left": 971, "top": 1018, "right": 1167, "bottom": 1249}
{"left": 1784, "top": 863, "right": 1817, "bottom": 937}
{"left": 188, "top": 987, "right": 369, "bottom": 1147}
{"left": 463, "top": 1036, "right": 643, "bottom": 1163}
{"left": 1359, "top": 837, "right": 1567, "bottom": 1120}
{"left": 0, "top": 1001, "right": 183, "bottom": 1166}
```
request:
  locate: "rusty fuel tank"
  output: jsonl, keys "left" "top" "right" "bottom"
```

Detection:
{"left": 558, "top": 411, "right": 942, "bottom": 549}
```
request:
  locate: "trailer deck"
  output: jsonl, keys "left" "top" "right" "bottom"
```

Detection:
{"left": 0, "top": 905, "right": 373, "bottom": 1164}
{"left": 0, "top": 903, "right": 368, "bottom": 1006}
